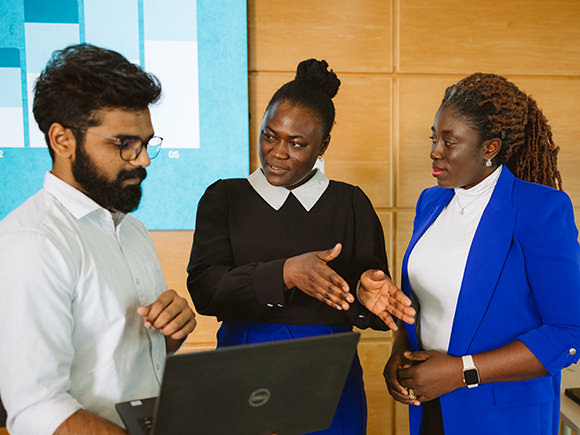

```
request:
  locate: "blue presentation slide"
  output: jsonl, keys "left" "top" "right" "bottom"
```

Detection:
{"left": 0, "top": 0, "right": 249, "bottom": 229}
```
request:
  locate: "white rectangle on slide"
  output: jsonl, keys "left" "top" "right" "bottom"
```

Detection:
{"left": 145, "top": 40, "right": 200, "bottom": 149}
{"left": 0, "top": 108, "right": 25, "bottom": 147}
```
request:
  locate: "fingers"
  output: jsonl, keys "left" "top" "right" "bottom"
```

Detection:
{"left": 384, "top": 362, "right": 420, "bottom": 406}
{"left": 359, "top": 269, "right": 385, "bottom": 290}
{"left": 138, "top": 289, "right": 196, "bottom": 338}
{"left": 403, "top": 350, "right": 431, "bottom": 362}
{"left": 317, "top": 243, "right": 342, "bottom": 263}
{"left": 307, "top": 271, "right": 353, "bottom": 310}
{"left": 285, "top": 247, "right": 354, "bottom": 311}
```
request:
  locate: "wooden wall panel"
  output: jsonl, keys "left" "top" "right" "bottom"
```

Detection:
{"left": 506, "top": 78, "right": 580, "bottom": 205}
{"left": 377, "top": 211, "right": 394, "bottom": 280}
{"left": 396, "top": 77, "right": 456, "bottom": 208}
{"left": 395, "top": 212, "right": 415, "bottom": 287}
{"left": 248, "top": 0, "right": 393, "bottom": 73}
{"left": 398, "top": 0, "right": 580, "bottom": 75}
{"left": 359, "top": 339, "right": 394, "bottom": 435}
{"left": 149, "top": 231, "right": 219, "bottom": 352}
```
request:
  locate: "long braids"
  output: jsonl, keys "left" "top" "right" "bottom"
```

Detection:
{"left": 440, "top": 73, "right": 562, "bottom": 190}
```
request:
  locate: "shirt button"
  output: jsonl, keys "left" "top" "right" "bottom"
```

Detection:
{"left": 266, "top": 303, "right": 273, "bottom": 307}
{"left": 358, "top": 314, "right": 365, "bottom": 318}
{"left": 156, "top": 364, "right": 160, "bottom": 370}
{"left": 277, "top": 304, "right": 283, "bottom": 308}
{"left": 136, "top": 278, "right": 141, "bottom": 285}
{"left": 570, "top": 348, "right": 577, "bottom": 355}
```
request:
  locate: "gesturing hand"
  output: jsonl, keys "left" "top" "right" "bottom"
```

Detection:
{"left": 358, "top": 269, "right": 415, "bottom": 330}
{"left": 283, "top": 243, "right": 354, "bottom": 311}
{"left": 138, "top": 289, "right": 197, "bottom": 346}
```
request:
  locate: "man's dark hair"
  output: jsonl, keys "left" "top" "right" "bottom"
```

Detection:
{"left": 33, "top": 43, "right": 162, "bottom": 160}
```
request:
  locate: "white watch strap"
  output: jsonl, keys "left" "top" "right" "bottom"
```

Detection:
{"left": 462, "top": 354, "right": 476, "bottom": 370}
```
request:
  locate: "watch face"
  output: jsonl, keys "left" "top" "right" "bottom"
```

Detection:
{"left": 464, "top": 368, "right": 480, "bottom": 385}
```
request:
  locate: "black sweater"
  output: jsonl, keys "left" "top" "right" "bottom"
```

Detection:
{"left": 187, "top": 178, "right": 390, "bottom": 330}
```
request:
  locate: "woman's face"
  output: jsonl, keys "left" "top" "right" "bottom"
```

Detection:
{"left": 259, "top": 100, "right": 329, "bottom": 189}
{"left": 430, "top": 106, "right": 495, "bottom": 189}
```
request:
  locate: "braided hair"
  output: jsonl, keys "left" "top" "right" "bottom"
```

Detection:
{"left": 266, "top": 59, "right": 341, "bottom": 138}
{"left": 439, "top": 73, "right": 562, "bottom": 190}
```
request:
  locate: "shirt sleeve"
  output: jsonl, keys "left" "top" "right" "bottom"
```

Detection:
{"left": 0, "top": 230, "right": 82, "bottom": 435}
{"left": 517, "top": 189, "right": 580, "bottom": 374}
{"left": 187, "top": 180, "right": 285, "bottom": 319}
{"left": 344, "top": 187, "right": 390, "bottom": 330}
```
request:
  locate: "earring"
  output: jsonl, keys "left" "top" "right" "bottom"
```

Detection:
{"left": 486, "top": 159, "right": 492, "bottom": 167}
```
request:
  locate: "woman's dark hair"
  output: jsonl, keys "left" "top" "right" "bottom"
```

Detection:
{"left": 266, "top": 59, "right": 341, "bottom": 138}
{"left": 33, "top": 43, "right": 162, "bottom": 160}
{"left": 439, "top": 72, "right": 562, "bottom": 190}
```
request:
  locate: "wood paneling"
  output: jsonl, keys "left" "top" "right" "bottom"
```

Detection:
{"left": 398, "top": 0, "right": 580, "bottom": 76}
{"left": 396, "top": 77, "right": 454, "bottom": 207}
{"left": 149, "top": 231, "right": 219, "bottom": 351}
{"left": 359, "top": 339, "right": 394, "bottom": 434}
{"left": 506, "top": 78, "right": 580, "bottom": 205}
{"left": 377, "top": 211, "right": 394, "bottom": 280}
{"left": 248, "top": 0, "right": 393, "bottom": 73}
{"left": 395, "top": 211, "right": 415, "bottom": 287}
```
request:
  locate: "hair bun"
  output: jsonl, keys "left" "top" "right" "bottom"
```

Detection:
{"left": 295, "top": 59, "right": 340, "bottom": 98}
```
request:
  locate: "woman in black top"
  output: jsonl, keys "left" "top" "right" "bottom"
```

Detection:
{"left": 187, "top": 59, "right": 414, "bottom": 434}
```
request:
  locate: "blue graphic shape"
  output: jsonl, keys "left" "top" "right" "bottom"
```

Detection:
{"left": 0, "top": 47, "right": 21, "bottom": 67}
{"left": 143, "top": 0, "right": 197, "bottom": 41}
{"left": 24, "top": 0, "right": 79, "bottom": 23}
{"left": 25, "top": 23, "right": 80, "bottom": 73}
{"left": 0, "top": 68, "right": 23, "bottom": 106}
{"left": 83, "top": 0, "right": 140, "bottom": 61}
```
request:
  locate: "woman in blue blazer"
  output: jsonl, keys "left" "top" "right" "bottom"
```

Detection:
{"left": 359, "top": 73, "right": 580, "bottom": 434}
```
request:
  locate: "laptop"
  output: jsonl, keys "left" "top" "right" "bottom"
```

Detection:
{"left": 116, "top": 331, "right": 360, "bottom": 435}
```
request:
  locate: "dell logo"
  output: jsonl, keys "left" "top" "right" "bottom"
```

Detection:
{"left": 249, "top": 388, "right": 271, "bottom": 407}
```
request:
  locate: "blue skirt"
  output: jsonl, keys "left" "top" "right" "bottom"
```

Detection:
{"left": 217, "top": 320, "right": 367, "bottom": 435}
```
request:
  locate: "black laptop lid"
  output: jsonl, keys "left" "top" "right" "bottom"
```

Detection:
{"left": 128, "top": 331, "right": 360, "bottom": 435}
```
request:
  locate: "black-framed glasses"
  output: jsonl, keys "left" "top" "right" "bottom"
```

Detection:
{"left": 82, "top": 130, "right": 163, "bottom": 161}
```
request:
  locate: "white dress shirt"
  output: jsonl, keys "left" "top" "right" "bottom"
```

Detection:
{"left": 247, "top": 168, "right": 330, "bottom": 211}
{"left": 408, "top": 166, "right": 502, "bottom": 352}
{"left": 0, "top": 172, "right": 166, "bottom": 434}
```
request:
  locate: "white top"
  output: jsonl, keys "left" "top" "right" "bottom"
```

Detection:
{"left": 408, "top": 166, "right": 502, "bottom": 352}
{"left": 0, "top": 172, "right": 167, "bottom": 434}
{"left": 247, "top": 168, "right": 330, "bottom": 211}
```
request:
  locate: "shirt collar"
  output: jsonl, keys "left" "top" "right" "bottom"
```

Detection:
{"left": 44, "top": 171, "right": 126, "bottom": 223}
{"left": 247, "top": 168, "right": 330, "bottom": 211}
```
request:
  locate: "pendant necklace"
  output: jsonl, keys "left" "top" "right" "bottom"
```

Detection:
{"left": 455, "top": 195, "right": 478, "bottom": 215}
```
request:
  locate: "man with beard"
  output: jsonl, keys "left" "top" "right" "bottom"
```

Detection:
{"left": 0, "top": 44, "right": 196, "bottom": 435}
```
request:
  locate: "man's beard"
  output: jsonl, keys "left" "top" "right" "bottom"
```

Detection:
{"left": 72, "top": 143, "right": 147, "bottom": 213}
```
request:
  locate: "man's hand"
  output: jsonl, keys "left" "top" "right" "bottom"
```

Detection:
{"left": 138, "top": 289, "right": 197, "bottom": 352}
{"left": 358, "top": 269, "right": 415, "bottom": 330}
{"left": 283, "top": 243, "right": 354, "bottom": 311}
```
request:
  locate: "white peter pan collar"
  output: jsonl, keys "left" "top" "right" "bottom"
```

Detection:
{"left": 247, "top": 168, "right": 330, "bottom": 211}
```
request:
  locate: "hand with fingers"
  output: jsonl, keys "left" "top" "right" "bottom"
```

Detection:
{"left": 137, "top": 289, "right": 197, "bottom": 352}
{"left": 396, "top": 350, "right": 464, "bottom": 403}
{"left": 283, "top": 243, "right": 354, "bottom": 311}
{"left": 358, "top": 269, "right": 416, "bottom": 330}
{"left": 384, "top": 344, "right": 421, "bottom": 406}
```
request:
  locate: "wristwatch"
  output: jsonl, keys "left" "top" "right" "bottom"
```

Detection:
{"left": 462, "top": 355, "right": 480, "bottom": 388}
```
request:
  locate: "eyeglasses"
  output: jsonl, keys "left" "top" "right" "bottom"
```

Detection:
{"left": 82, "top": 130, "right": 163, "bottom": 161}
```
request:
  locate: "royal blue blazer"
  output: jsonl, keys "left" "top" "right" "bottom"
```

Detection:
{"left": 402, "top": 167, "right": 580, "bottom": 435}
